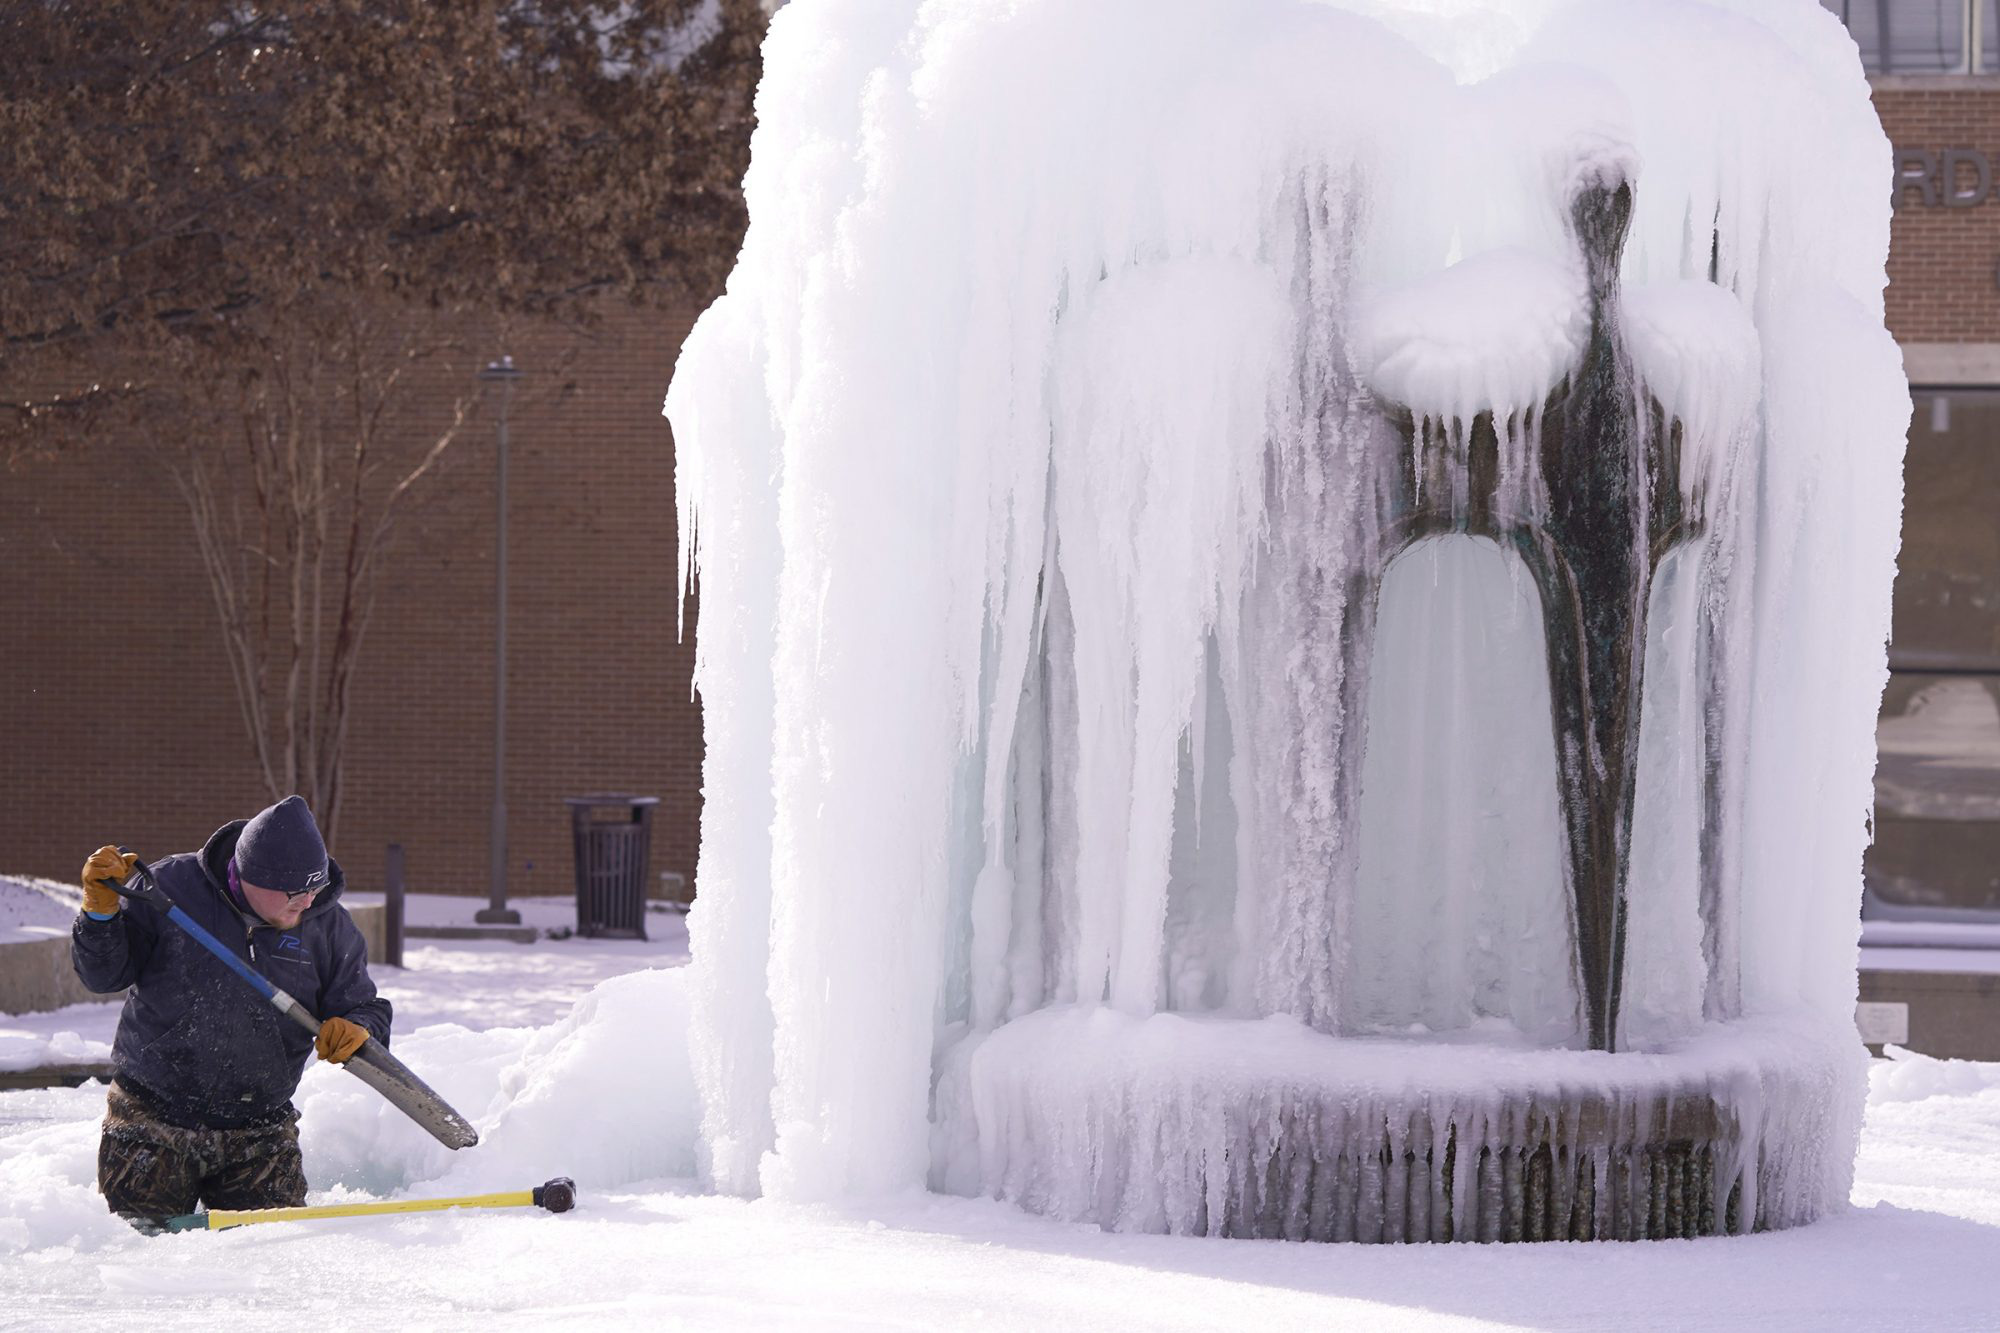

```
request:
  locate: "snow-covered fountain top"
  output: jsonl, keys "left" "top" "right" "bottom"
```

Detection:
{"left": 667, "top": 0, "right": 1908, "bottom": 1240}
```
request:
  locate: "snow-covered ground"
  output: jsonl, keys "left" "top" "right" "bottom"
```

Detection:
{"left": 1, "top": 888, "right": 1996, "bottom": 1328}
{"left": 0, "top": 1052, "right": 1997, "bottom": 1329}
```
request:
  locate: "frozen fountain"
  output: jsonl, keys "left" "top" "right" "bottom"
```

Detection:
{"left": 666, "top": 0, "right": 1909, "bottom": 1242}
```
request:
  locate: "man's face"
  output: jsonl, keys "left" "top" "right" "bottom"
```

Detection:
{"left": 241, "top": 877, "right": 315, "bottom": 928}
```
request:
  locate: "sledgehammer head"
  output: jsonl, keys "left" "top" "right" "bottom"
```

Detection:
{"left": 533, "top": 1177, "right": 577, "bottom": 1214}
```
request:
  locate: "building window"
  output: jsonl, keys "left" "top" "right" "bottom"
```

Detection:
{"left": 1866, "top": 388, "right": 2000, "bottom": 921}
{"left": 1822, "top": 0, "right": 2000, "bottom": 74}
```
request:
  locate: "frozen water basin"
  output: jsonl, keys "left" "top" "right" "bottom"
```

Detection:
{"left": 937, "top": 1007, "right": 1862, "bottom": 1241}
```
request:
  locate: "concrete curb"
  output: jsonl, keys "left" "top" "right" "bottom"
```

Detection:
{"left": 0, "top": 936, "right": 104, "bottom": 1015}
{"left": 0, "top": 1062, "right": 115, "bottom": 1091}
{"left": 404, "top": 924, "right": 539, "bottom": 944}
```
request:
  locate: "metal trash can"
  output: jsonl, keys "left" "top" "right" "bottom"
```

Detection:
{"left": 565, "top": 794, "right": 659, "bottom": 939}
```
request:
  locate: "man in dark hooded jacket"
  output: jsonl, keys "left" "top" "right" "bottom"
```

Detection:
{"left": 71, "top": 795, "right": 391, "bottom": 1225}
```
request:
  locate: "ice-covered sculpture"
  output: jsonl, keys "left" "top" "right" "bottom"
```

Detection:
{"left": 666, "top": 0, "right": 1908, "bottom": 1242}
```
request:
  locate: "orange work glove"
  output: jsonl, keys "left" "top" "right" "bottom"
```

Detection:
{"left": 315, "top": 1016, "right": 370, "bottom": 1065}
{"left": 80, "top": 845, "right": 136, "bottom": 916}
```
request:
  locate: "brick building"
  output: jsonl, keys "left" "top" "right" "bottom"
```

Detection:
{"left": 0, "top": 301, "right": 706, "bottom": 904}
{"left": 1860, "top": 18, "right": 2000, "bottom": 920}
{"left": 4, "top": 7, "right": 1997, "bottom": 923}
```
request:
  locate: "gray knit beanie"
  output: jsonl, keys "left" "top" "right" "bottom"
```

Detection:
{"left": 235, "top": 795, "right": 330, "bottom": 894}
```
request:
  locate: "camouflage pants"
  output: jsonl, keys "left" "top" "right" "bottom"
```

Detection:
{"left": 97, "top": 1082, "right": 307, "bottom": 1225}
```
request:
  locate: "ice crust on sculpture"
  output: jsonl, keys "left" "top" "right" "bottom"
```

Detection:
{"left": 665, "top": 0, "right": 1908, "bottom": 1237}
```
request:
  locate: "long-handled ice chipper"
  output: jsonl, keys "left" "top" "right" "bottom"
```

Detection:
{"left": 164, "top": 1177, "right": 576, "bottom": 1232}
{"left": 100, "top": 855, "right": 480, "bottom": 1150}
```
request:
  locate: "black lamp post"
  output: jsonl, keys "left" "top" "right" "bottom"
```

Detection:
{"left": 476, "top": 355, "right": 525, "bottom": 926}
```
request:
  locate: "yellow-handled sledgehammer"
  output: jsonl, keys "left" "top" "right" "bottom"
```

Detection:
{"left": 164, "top": 1177, "right": 575, "bottom": 1232}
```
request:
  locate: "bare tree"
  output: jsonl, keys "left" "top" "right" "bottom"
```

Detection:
{"left": 1, "top": 1, "right": 763, "bottom": 836}
{"left": 166, "top": 310, "right": 477, "bottom": 836}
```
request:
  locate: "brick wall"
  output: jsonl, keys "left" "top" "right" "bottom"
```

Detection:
{"left": 1876, "top": 82, "right": 2000, "bottom": 344}
{"left": 0, "top": 302, "right": 706, "bottom": 902}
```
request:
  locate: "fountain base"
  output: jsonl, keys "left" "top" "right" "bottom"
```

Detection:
{"left": 932, "top": 1008, "right": 1863, "bottom": 1242}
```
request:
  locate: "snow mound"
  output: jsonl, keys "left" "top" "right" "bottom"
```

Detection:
{"left": 442, "top": 967, "right": 700, "bottom": 1194}
{"left": 1868, "top": 1045, "right": 2000, "bottom": 1105}
{"left": 300, "top": 967, "right": 699, "bottom": 1199}
{"left": 0, "top": 1021, "right": 111, "bottom": 1074}
{"left": 0, "top": 875, "right": 82, "bottom": 945}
